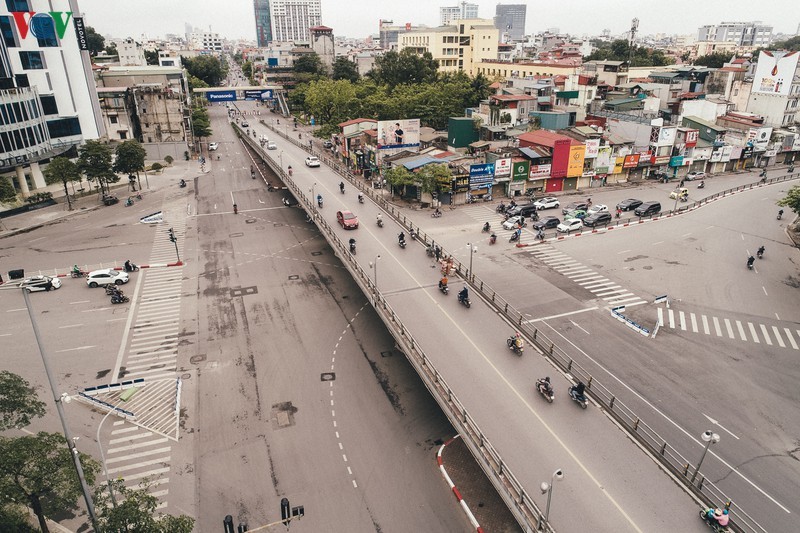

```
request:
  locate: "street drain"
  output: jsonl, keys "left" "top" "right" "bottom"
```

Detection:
{"left": 271, "top": 401, "right": 297, "bottom": 429}
{"left": 380, "top": 351, "right": 392, "bottom": 358}
{"left": 190, "top": 354, "right": 206, "bottom": 364}
{"left": 229, "top": 232, "right": 243, "bottom": 238}
{"left": 311, "top": 251, "right": 322, "bottom": 256}
{"left": 246, "top": 218, "right": 256, "bottom": 224}
{"left": 288, "top": 275, "right": 299, "bottom": 280}
{"left": 230, "top": 286, "right": 258, "bottom": 297}
{"left": 321, "top": 373, "right": 335, "bottom": 381}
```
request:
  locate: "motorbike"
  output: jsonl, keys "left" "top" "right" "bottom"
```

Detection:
{"left": 179, "top": 180, "right": 187, "bottom": 188}
{"left": 536, "top": 379, "right": 554, "bottom": 403}
{"left": 699, "top": 509, "right": 730, "bottom": 533}
{"left": 789, "top": 165, "right": 795, "bottom": 173}
{"left": 496, "top": 203, "right": 506, "bottom": 214}
{"left": 482, "top": 222, "right": 491, "bottom": 233}
{"left": 525, "top": 189, "right": 536, "bottom": 198}
{"left": 506, "top": 335, "right": 523, "bottom": 355}
{"left": 376, "top": 218, "right": 383, "bottom": 228}
{"left": 568, "top": 384, "right": 588, "bottom": 409}
{"left": 70, "top": 269, "right": 86, "bottom": 278}
{"left": 531, "top": 213, "right": 539, "bottom": 222}
{"left": 458, "top": 291, "right": 471, "bottom": 308}
{"left": 431, "top": 209, "right": 442, "bottom": 218}
{"left": 110, "top": 294, "right": 130, "bottom": 304}
{"left": 125, "top": 197, "right": 134, "bottom": 207}
{"left": 317, "top": 196, "right": 323, "bottom": 208}
{"left": 349, "top": 238, "right": 356, "bottom": 254}
{"left": 105, "top": 285, "right": 123, "bottom": 295}
{"left": 747, "top": 257, "right": 755, "bottom": 270}
{"left": 123, "top": 262, "right": 139, "bottom": 272}
{"left": 777, "top": 210, "right": 783, "bottom": 220}
{"left": 251, "top": 171, "right": 256, "bottom": 179}
{"left": 233, "top": 204, "right": 238, "bottom": 215}
{"left": 398, "top": 236, "right": 406, "bottom": 249}
{"left": 509, "top": 230, "right": 520, "bottom": 243}
{"left": 698, "top": 181, "right": 705, "bottom": 189}
{"left": 426, "top": 245, "right": 435, "bottom": 257}
{"left": 757, "top": 247, "right": 764, "bottom": 259}
{"left": 489, "top": 233, "right": 497, "bottom": 245}
{"left": 439, "top": 282, "right": 449, "bottom": 295}
{"left": 358, "top": 194, "right": 364, "bottom": 204}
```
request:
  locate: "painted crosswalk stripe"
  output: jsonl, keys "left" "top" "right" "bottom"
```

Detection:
{"left": 574, "top": 274, "right": 603, "bottom": 282}
{"left": 701, "top": 315, "right": 710, "bottom": 335}
{"left": 760, "top": 324, "right": 773, "bottom": 346}
{"left": 593, "top": 286, "right": 623, "bottom": 295}
{"left": 748, "top": 322, "right": 760, "bottom": 343}
{"left": 668, "top": 309, "right": 675, "bottom": 329}
{"left": 736, "top": 320, "right": 747, "bottom": 340}
{"left": 603, "top": 292, "right": 632, "bottom": 301}
{"left": 771, "top": 326, "right": 785, "bottom": 348}
{"left": 690, "top": 313, "right": 698, "bottom": 333}
{"left": 565, "top": 269, "right": 593, "bottom": 277}
{"left": 712, "top": 317, "right": 722, "bottom": 337}
{"left": 724, "top": 319, "right": 734, "bottom": 339}
{"left": 608, "top": 296, "right": 644, "bottom": 305}
{"left": 657, "top": 307, "right": 664, "bottom": 326}
{"left": 582, "top": 280, "right": 614, "bottom": 289}
{"left": 679, "top": 311, "right": 687, "bottom": 331}
{"left": 785, "top": 329, "right": 798, "bottom": 350}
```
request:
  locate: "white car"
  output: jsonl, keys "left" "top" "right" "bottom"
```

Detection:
{"left": 86, "top": 269, "right": 129, "bottom": 288}
{"left": 208, "top": 142, "right": 219, "bottom": 151}
{"left": 19, "top": 275, "right": 61, "bottom": 292}
{"left": 685, "top": 171, "right": 706, "bottom": 181}
{"left": 534, "top": 197, "right": 560, "bottom": 210}
{"left": 267, "top": 141, "right": 277, "bottom": 150}
{"left": 587, "top": 204, "right": 608, "bottom": 214}
{"left": 556, "top": 218, "right": 583, "bottom": 233}
{"left": 502, "top": 215, "right": 527, "bottom": 230}
{"left": 305, "top": 156, "right": 320, "bottom": 167}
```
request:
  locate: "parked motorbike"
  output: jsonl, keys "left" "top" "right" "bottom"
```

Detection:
{"left": 349, "top": 238, "right": 356, "bottom": 254}
{"left": 568, "top": 383, "right": 588, "bottom": 409}
{"left": 125, "top": 197, "right": 134, "bottom": 207}
{"left": 110, "top": 294, "right": 130, "bottom": 304}
{"left": 506, "top": 335, "right": 523, "bottom": 355}
{"left": 536, "top": 378, "right": 554, "bottom": 403}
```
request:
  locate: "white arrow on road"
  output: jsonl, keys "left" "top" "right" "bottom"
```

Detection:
{"left": 702, "top": 413, "right": 740, "bottom": 439}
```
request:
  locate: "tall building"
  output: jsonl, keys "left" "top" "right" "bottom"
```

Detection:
{"left": 398, "top": 19, "right": 498, "bottom": 76}
{"left": 0, "top": 0, "right": 103, "bottom": 198}
{"left": 697, "top": 21, "right": 773, "bottom": 47}
{"left": 254, "top": 0, "right": 273, "bottom": 47}
{"left": 494, "top": 4, "right": 527, "bottom": 42}
{"left": 271, "top": 0, "right": 321, "bottom": 43}
{"left": 310, "top": 26, "right": 334, "bottom": 70}
{"left": 440, "top": 2, "right": 478, "bottom": 26}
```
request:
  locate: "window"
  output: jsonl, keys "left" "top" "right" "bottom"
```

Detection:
{"left": 46, "top": 117, "right": 81, "bottom": 138}
{"left": 14, "top": 73, "right": 28, "bottom": 87}
{"left": 110, "top": 115, "right": 118, "bottom": 123}
{"left": 39, "top": 95, "right": 57, "bottom": 115}
{"left": 119, "top": 130, "right": 127, "bottom": 139}
{"left": 19, "top": 51, "right": 44, "bottom": 69}
{"left": 0, "top": 16, "right": 17, "bottom": 47}
{"left": 6, "top": 0, "right": 30, "bottom": 10}
{"left": 32, "top": 16, "right": 58, "bottom": 47}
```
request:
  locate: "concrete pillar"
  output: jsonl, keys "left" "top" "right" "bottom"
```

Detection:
{"left": 15, "top": 165, "right": 30, "bottom": 197}
{"left": 29, "top": 161, "right": 47, "bottom": 189}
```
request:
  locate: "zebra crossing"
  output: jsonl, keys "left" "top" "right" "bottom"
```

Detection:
{"left": 657, "top": 307, "right": 800, "bottom": 350}
{"left": 527, "top": 245, "right": 648, "bottom": 307}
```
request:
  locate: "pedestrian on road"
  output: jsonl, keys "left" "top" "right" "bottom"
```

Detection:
{"left": 434, "top": 245, "right": 441, "bottom": 261}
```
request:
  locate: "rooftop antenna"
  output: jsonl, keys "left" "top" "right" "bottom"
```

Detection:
{"left": 628, "top": 18, "right": 639, "bottom": 68}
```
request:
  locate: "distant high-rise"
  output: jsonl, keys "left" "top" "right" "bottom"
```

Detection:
{"left": 697, "top": 21, "right": 772, "bottom": 47}
{"left": 440, "top": 2, "right": 478, "bottom": 26}
{"left": 494, "top": 4, "right": 527, "bottom": 42}
{"left": 254, "top": 0, "right": 273, "bottom": 47}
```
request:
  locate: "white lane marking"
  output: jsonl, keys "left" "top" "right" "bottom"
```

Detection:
{"left": 607, "top": 296, "right": 644, "bottom": 305}
{"left": 55, "top": 345, "right": 95, "bottom": 353}
{"left": 617, "top": 249, "right": 631, "bottom": 254}
{"left": 772, "top": 326, "right": 785, "bottom": 348}
{"left": 724, "top": 319, "right": 734, "bottom": 339}
{"left": 59, "top": 324, "right": 84, "bottom": 329}
{"left": 748, "top": 322, "right": 760, "bottom": 343}
{"left": 762, "top": 286, "right": 768, "bottom": 296}
{"left": 785, "top": 329, "right": 798, "bottom": 350}
{"left": 701, "top": 315, "right": 710, "bottom": 335}
{"left": 569, "top": 320, "right": 590, "bottom": 335}
{"left": 736, "top": 320, "right": 747, "bottom": 341}
{"left": 6, "top": 308, "right": 26, "bottom": 312}
{"left": 760, "top": 324, "right": 772, "bottom": 346}
{"left": 668, "top": 309, "right": 675, "bottom": 329}
{"left": 682, "top": 232, "right": 692, "bottom": 237}
{"left": 702, "top": 413, "right": 740, "bottom": 440}
{"left": 679, "top": 311, "right": 687, "bottom": 331}
{"left": 526, "top": 306, "right": 598, "bottom": 323}
{"left": 106, "top": 317, "right": 127, "bottom": 322}
{"left": 657, "top": 308, "right": 663, "bottom": 327}
{"left": 652, "top": 241, "right": 663, "bottom": 245}
{"left": 713, "top": 317, "right": 722, "bottom": 337}
{"left": 582, "top": 280, "right": 614, "bottom": 289}
{"left": 0, "top": 333, "right": 11, "bottom": 337}
{"left": 572, "top": 274, "right": 602, "bottom": 282}
{"left": 690, "top": 313, "right": 698, "bottom": 333}
{"left": 69, "top": 300, "right": 91, "bottom": 304}
{"left": 540, "top": 321, "right": 789, "bottom": 513}
{"left": 29, "top": 236, "right": 46, "bottom": 242}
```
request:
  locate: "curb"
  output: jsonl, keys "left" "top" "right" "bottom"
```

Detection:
{"left": 51, "top": 261, "right": 184, "bottom": 278}
{"left": 437, "top": 435, "right": 484, "bottom": 533}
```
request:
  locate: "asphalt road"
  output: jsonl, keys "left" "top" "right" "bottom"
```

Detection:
{"left": 398, "top": 170, "right": 800, "bottom": 532}
{"left": 188, "top": 107, "right": 471, "bottom": 531}
{"left": 249, "top": 110, "right": 706, "bottom": 532}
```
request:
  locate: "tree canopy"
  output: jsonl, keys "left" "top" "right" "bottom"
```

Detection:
{"left": 191, "top": 106, "right": 212, "bottom": 139}
{"left": 367, "top": 49, "right": 439, "bottom": 88}
{"left": 144, "top": 49, "right": 159, "bottom": 66}
{"left": 694, "top": 51, "right": 733, "bottom": 68}
{"left": 293, "top": 53, "right": 327, "bottom": 84}
{"left": 777, "top": 185, "right": 800, "bottom": 215}
{"left": 113, "top": 140, "right": 147, "bottom": 175}
{"left": 772, "top": 36, "right": 800, "bottom": 52}
{"left": 183, "top": 55, "right": 226, "bottom": 87}
{"left": 77, "top": 140, "right": 118, "bottom": 194}
{"left": 85, "top": 26, "right": 104, "bottom": 57}
{"left": 584, "top": 39, "right": 674, "bottom": 67}
{"left": 332, "top": 56, "right": 360, "bottom": 83}
{"left": 0, "top": 371, "right": 46, "bottom": 431}
{"left": 94, "top": 479, "right": 194, "bottom": 533}
{"left": 44, "top": 157, "right": 81, "bottom": 210}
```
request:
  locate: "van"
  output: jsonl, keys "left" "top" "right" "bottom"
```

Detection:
{"left": 634, "top": 201, "right": 661, "bottom": 217}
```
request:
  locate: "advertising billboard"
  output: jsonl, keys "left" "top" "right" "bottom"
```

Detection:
{"left": 567, "top": 145, "right": 585, "bottom": 177}
{"left": 377, "top": 119, "right": 421, "bottom": 150}
{"left": 622, "top": 154, "right": 640, "bottom": 168}
{"left": 529, "top": 163, "right": 551, "bottom": 179}
{"left": 512, "top": 161, "right": 530, "bottom": 182}
{"left": 207, "top": 90, "right": 237, "bottom": 102}
{"left": 752, "top": 51, "right": 800, "bottom": 96}
{"left": 595, "top": 146, "right": 612, "bottom": 173}
{"left": 469, "top": 163, "right": 494, "bottom": 190}
{"left": 493, "top": 158, "right": 512, "bottom": 177}
{"left": 244, "top": 89, "right": 273, "bottom": 100}
{"left": 584, "top": 139, "right": 600, "bottom": 158}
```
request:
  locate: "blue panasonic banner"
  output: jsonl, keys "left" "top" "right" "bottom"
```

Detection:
{"left": 469, "top": 163, "right": 495, "bottom": 190}
{"left": 244, "top": 89, "right": 273, "bottom": 100}
{"left": 207, "top": 90, "right": 237, "bottom": 102}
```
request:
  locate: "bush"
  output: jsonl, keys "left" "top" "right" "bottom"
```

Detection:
{"left": 164, "top": 155, "right": 174, "bottom": 165}
{"left": 24, "top": 191, "right": 53, "bottom": 204}
{"left": 150, "top": 162, "right": 163, "bottom": 172}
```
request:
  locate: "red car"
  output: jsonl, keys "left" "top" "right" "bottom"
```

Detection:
{"left": 336, "top": 210, "right": 359, "bottom": 229}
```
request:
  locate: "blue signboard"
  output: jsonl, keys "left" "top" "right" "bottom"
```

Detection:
{"left": 207, "top": 90, "right": 237, "bottom": 102}
{"left": 469, "top": 163, "right": 495, "bottom": 190}
{"left": 244, "top": 89, "right": 273, "bottom": 100}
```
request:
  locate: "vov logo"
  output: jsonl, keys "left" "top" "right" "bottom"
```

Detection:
{"left": 11, "top": 11, "right": 73, "bottom": 41}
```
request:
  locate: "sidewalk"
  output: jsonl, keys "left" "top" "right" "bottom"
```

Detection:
{"left": 0, "top": 160, "right": 201, "bottom": 239}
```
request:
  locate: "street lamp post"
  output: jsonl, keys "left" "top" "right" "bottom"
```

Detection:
{"left": 467, "top": 242, "right": 477, "bottom": 282}
{"left": 370, "top": 255, "right": 381, "bottom": 299}
{"left": 310, "top": 182, "right": 316, "bottom": 210}
{"left": 691, "top": 430, "right": 720, "bottom": 483}
{"left": 538, "top": 469, "right": 564, "bottom": 531}
{"left": 97, "top": 403, "right": 126, "bottom": 508}
{"left": 279, "top": 151, "right": 284, "bottom": 171}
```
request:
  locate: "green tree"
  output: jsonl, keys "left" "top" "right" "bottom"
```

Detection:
{"left": 104, "top": 43, "right": 117, "bottom": 57}
{"left": 294, "top": 53, "right": 325, "bottom": 76}
{"left": 772, "top": 36, "right": 800, "bottom": 51}
{"left": 0, "top": 177, "right": 16, "bottom": 202}
{"left": 304, "top": 79, "right": 358, "bottom": 126}
{"left": 191, "top": 106, "right": 212, "bottom": 140}
{"left": 77, "top": 140, "right": 118, "bottom": 195}
{"left": 777, "top": 185, "right": 800, "bottom": 215}
{"left": 144, "top": 49, "right": 159, "bottom": 65}
{"left": 332, "top": 56, "right": 360, "bottom": 82}
{"left": 694, "top": 51, "right": 732, "bottom": 68}
{"left": 85, "top": 26, "right": 104, "bottom": 57}
{"left": 585, "top": 39, "right": 674, "bottom": 67}
{"left": 0, "top": 371, "right": 46, "bottom": 431}
{"left": 187, "top": 74, "right": 209, "bottom": 93}
{"left": 367, "top": 49, "right": 439, "bottom": 88}
{"left": 0, "top": 502, "right": 36, "bottom": 532}
{"left": 183, "top": 55, "right": 226, "bottom": 87}
{"left": 94, "top": 479, "right": 194, "bottom": 533}
{"left": 43, "top": 157, "right": 81, "bottom": 210}
{"left": 416, "top": 163, "right": 452, "bottom": 195}
{"left": 0, "top": 432, "right": 100, "bottom": 533}
{"left": 242, "top": 60, "right": 253, "bottom": 82}
{"left": 384, "top": 165, "right": 416, "bottom": 198}
{"left": 113, "top": 140, "right": 147, "bottom": 191}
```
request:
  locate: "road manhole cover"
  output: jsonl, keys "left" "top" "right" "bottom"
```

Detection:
{"left": 321, "top": 373, "right": 335, "bottom": 381}
{"left": 273, "top": 223, "right": 285, "bottom": 227}
{"left": 190, "top": 354, "right": 206, "bottom": 364}
{"left": 380, "top": 351, "right": 393, "bottom": 358}
{"left": 229, "top": 232, "right": 243, "bottom": 238}
{"left": 246, "top": 218, "right": 257, "bottom": 224}
{"left": 271, "top": 401, "right": 297, "bottom": 429}
{"left": 288, "top": 275, "right": 299, "bottom": 280}
{"left": 311, "top": 251, "right": 322, "bottom": 256}
{"left": 230, "top": 286, "right": 258, "bottom": 297}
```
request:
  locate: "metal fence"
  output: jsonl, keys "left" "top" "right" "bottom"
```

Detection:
{"left": 252, "top": 122, "right": 793, "bottom": 533}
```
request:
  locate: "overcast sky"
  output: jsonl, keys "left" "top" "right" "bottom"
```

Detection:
{"left": 79, "top": 0, "right": 799, "bottom": 41}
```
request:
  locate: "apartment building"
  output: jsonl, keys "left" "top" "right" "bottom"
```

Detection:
{"left": 398, "top": 19, "right": 498, "bottom": 76}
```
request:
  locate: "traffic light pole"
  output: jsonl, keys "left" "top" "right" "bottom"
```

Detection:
{"left": 168, "top": 227, "right": 180, "bottom": 263}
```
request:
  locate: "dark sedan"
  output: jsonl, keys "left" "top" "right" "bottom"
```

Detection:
{"left": 583, "top": 212, "right": 613, "bottom": 228}
{"left": 616, "top": 198, "right": 643, "bottom": 211}
{"left": 532, "top": 216, "right": 560, "bottom": 230}
{"left": 561, "top": 201, "right": 588, "bottom": 215}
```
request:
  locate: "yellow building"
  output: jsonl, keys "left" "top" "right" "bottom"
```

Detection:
{"left": 397, "top": 19, "right": 499, "bottom": 76}
{"left": 475, "top": 60, "right": 581, "bottom": 81}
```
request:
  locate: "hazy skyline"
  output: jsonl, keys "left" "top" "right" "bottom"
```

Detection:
{"left": 80, "top": 0, "right": 798, "bottom": 42}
